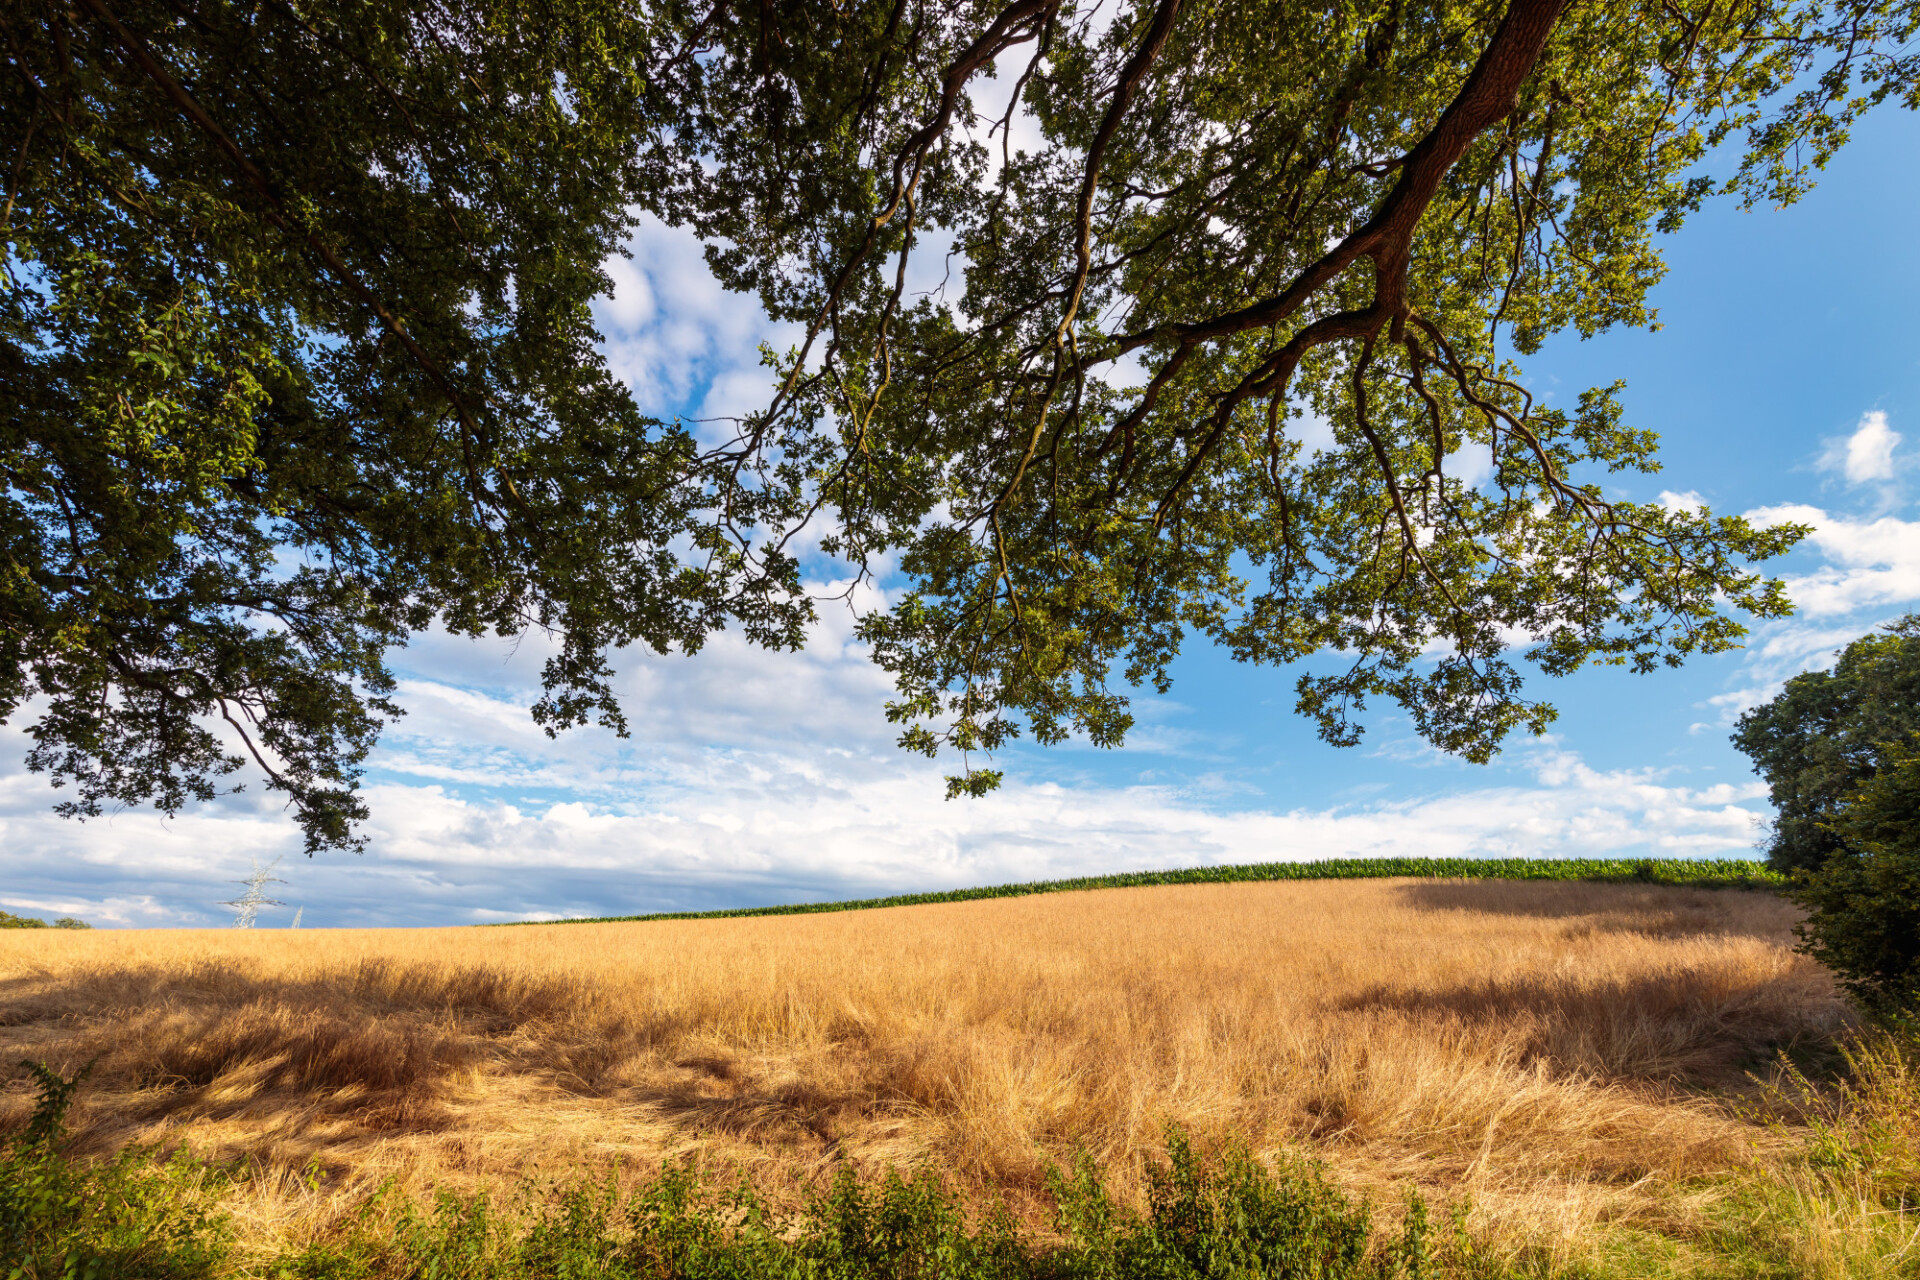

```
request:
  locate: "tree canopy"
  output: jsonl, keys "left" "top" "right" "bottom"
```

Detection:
{"left": 1734, "top": 615, "right": 1920, "bottom": 874}
{"left": 1734, "top": 617, "right": 1920, "bottom": 1009}
{"left": 4, "top": 0, "right": 1916, "bottom": 850}
{"left": 1792, "top": 731, "right": 1920, "bottom": 1011}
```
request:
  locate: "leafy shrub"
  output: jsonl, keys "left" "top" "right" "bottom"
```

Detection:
{"left": 251, "top": 1129, "right": 1445, "bottom": 1278}
{"left": 1791, "top": 735, "right": 1920, "bottom": 1013}
{"left": 0, "top": 1060, "right": 1480, "bottom": 1278}
{"left": 0, "top": 1060, "right": 229, "bottom": 1278}
{"left": 1733, "top": 615, "right": 1920, "bottom": 875}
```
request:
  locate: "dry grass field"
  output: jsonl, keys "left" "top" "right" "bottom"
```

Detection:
{"left": 0, "top": 878, "right": 1886, "bottom": 1270}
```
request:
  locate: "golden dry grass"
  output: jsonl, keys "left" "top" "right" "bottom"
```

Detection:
{"left": 0, "top": 878, "right": 1851, "bottom": 1262}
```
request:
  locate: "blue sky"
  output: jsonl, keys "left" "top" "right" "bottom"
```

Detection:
{"left": 5, "top": 107, "right": 1917, "bottom": 929}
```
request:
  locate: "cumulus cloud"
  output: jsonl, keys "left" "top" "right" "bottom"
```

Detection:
{"left": 0, "top": 724, "right": 1769, "bottom": 929}
{"left": 1745, "top": 503, "right": 1920, "bottom": 617}
{"left": 593, "top": 214, "right": 802, "bottom": 435}
{"left": 1688, "top": 483, "right": 1920, "bottom": 731}
{"left": 2, "top": 563, "right": 1778, "bottom": 929}
{"left": 1818, "top": 410, "right": 1902, "bottom": 485}
{"left": 1659, "top": 489, "right": 1707, "bottom": 514}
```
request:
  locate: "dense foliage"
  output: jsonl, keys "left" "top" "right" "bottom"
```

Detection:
{"left": 0, "top": 0, "right": 809, "bottom": 853}
{"left": 1733, "top": 615, "right": 1920, "bottom": 875}
{"left": 1732, "top": 617, "right": 1920, "bottom": 1011}
{"left": 537, "top": 857, "right": 1783, "bottom": 925}
{"left": 0, "top": 910, "right": 89, "bottom": 928}
{"left": 1788, "top": 734, "right": 1920, "bottom": 1012}
{"left": 5, "top": 0, "right": 1916, "bottom": 848}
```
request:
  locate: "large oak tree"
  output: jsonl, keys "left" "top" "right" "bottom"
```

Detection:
{"left": 3, "top": 0, "right": 1915, "bottom": 849}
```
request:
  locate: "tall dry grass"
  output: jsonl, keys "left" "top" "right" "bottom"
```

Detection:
{"left": 0, "top": 878, "right": 1850, "bottom": 1262}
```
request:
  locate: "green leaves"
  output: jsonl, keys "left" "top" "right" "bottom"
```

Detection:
{"left": 1794, "top": 733, "right": 1920, "bottom": 1012}
{"left": 2, "top": 0, "right": 810, "bottom": 852}
{"left": 1733, "top": 615, "right": 1920, "bottom": 875}
{"left": 1734, "top": 616, "right": 1920, "bottom": 1011}
{"left": 661, "top": 0, "right": 1898, "bottom": 788}
{"left": 4, "top": 0, "right": 1913, "bottom": 852}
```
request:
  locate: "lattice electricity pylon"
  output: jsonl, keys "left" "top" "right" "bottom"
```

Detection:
{"left": 220, "top": 856, "right": 288, "bottom": 928}
{"left": 289, "top": 907, "right": 303, "bottom": 930}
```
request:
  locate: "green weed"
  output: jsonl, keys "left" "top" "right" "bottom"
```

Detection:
{"left": 1, "top": 1060, "right": 229, "bottom": 1279}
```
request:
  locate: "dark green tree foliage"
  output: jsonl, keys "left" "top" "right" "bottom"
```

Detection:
{"left": 4, "top": 0, "right": 1917, "bottom": 847}
{"left": 1733, "top": 616, "right": 1920, "bottom": 874}
{"left": 654, "top": 0, "right": 1913, "bottom": 796}
{"left": 1791, "top": 734, "right": 1920, "bottom": 1011}
{"left": 0, "top": 910, "right": 91, "bottom": 927}
{"left": 1, "top": 0, "right": 810, "bottom": 852}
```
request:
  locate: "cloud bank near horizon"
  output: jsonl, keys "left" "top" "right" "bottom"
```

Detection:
{"left": 9, "top": 515, "right": 1903, "bottom": 931}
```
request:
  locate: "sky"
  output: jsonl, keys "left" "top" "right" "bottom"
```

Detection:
{"left": 5, "top": 106, "right": 1918, "bottom": 929}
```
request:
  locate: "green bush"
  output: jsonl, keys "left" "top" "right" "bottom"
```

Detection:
{"left": 1, "top": 1060, "right": 230, "bottom": 1279}
{"left": 1733, "top": 615, "right": 1920, "bottom": 875}
{"left": 1791, "top": 734, "right": 1920, "bottom": 1013}
{"left": 8, "top": 1099, "right": 1450, "bottom": 1280}
{"left": 0, "top": 911, "right": 92, "bottom": 929}
{"left": 334, "top": 1130, "right": 1427, "bottom": 1280}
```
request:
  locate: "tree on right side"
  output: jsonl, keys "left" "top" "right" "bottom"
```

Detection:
{"left": 1734, "top": 616, "right": 1920, "bottom": 1011}
{"left": 1796, "top": 734, "right": 1920, "bottom": 1014}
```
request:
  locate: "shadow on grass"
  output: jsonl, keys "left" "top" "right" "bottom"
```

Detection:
{"left": 1390, "top": 879, "right": 1789, "bottom": 941}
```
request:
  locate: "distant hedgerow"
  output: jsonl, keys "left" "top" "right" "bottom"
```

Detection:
{"left": 0, "top": 910, "right": 92, "bottom": 929}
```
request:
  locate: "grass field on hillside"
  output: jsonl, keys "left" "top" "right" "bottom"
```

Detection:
{"left": 534, "top": 857, "right": 1783, "bottom": 924}
{"left": 3, "top": 874, "right": 1917, "bottom": 1278}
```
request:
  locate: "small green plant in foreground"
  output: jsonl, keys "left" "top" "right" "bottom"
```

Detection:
{"left": 1, "top": 1060, "right": 228, "bottom": 1279}
{"left": 531, "top": 857, "right": 1781, "bottom": 927}
{"left": 4, "top": 1092, "right": 1444, "bottom": 1280}
{"left": 274, "top": 1136, "right": 1459, "bottom": 1279}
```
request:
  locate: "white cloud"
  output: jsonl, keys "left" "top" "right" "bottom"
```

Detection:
{"left": 1658, "top": 489, "right": 1706, "bottom": 514}
{"left": 1745, "top": 503, "right": 1920, "bottom": 617}
{"left": 1, "top": 570, "right": 1777, "bottom": 929}
{"left": 1689, "top": 486, "right": 1920, "bottom": 730}
{"left": 1445, "top": 439, "right": 1495, "bottom": 489}
{"left": 1818, "top": 410, "right": 1902, "bottom": 485}
{"left": 0, "top": 725, "right": 1771, "bottom": 928}
{"left": 592, "top": 214, "right": 802, "bottom": 440}
{"left": 1292, "top": 409, "right": 1337, "bottom": 456}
